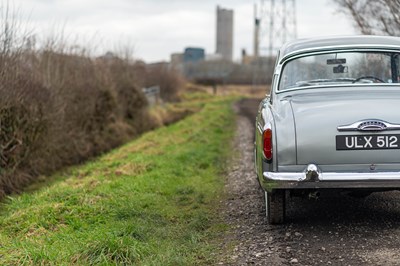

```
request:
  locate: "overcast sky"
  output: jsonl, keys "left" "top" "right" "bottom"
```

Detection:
{"left": 13, "top": 0, "right": 356, "bottom": 63}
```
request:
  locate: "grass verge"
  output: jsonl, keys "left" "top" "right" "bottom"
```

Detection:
{"left": 0, "top": 95, "right": 237, "bottom": 265}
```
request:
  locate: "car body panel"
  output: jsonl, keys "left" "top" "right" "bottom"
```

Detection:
{"left": 291, "top": 89, "right": 400, "bottom": 165}
{"left": 255, "top": 35, "right": 400, "bottom": 193}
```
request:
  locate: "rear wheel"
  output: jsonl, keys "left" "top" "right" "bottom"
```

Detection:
{"left": 265, "top": 189, "right": 286, "bottom": 224}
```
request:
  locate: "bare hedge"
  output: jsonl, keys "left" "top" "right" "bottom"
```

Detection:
{"left": 0, "top": 49, "right": 164, "bottom": 196}
{"left": 0, "top": 4, "right": 187, "bottom": 196}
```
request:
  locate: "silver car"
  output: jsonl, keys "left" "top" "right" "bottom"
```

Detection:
{"left": 255, "top": 35, "right": 400, "bottom": 224}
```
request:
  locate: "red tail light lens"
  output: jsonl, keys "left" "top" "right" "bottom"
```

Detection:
{"left": 263, "top": 128, "right": 273, "bottom": 161}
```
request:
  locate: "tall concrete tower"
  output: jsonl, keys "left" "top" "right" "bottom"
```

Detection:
{"left": 216, "top": 6, "right": 234, "bottom": 61}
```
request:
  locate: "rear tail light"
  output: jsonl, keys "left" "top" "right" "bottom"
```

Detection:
{"left": 263, "top": 128, "right": 273, "bottom": 161}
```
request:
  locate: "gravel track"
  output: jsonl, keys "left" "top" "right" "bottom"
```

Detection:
{"left": 219, "top": 98, "right": 400, "bottom": 266}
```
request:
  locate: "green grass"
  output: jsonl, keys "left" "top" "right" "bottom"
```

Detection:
{"left": 0, "top": 95, "right": 237, "bottom": 265}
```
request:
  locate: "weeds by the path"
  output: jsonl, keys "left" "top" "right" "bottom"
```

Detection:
{"left": 0, "top": 95, "right": 237, "bottom": 265}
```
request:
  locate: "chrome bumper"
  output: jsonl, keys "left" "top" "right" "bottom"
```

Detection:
{"left": 263, "top": 164, "right": 400, "bottom": 189}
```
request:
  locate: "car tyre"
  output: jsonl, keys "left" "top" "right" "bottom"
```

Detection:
{"left": 265, "top": 189, "right": 285, "bottom": 224}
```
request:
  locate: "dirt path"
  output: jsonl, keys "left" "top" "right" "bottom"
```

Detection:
{"left": 219, "top": 98, "right": 400, "bottom": 266}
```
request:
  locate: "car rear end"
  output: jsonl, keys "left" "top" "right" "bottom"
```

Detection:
{"left": 265, "top": 88, "right": 400, "bottom": 190}
{"left": 256, "top": 36, "right": 400, "bottom": 223}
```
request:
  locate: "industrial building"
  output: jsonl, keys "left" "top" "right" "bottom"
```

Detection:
{"left": 216, "top": 6, "right": 234, "bottom": 61}
{"left": 183, "top": 47, "right": 205, "bottom": 63}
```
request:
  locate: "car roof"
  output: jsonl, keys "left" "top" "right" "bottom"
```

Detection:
{"left": 279, "top": 35, "right": 400, "bottom": 62}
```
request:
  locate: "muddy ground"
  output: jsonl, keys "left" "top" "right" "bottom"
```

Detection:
{"left": 219, "top": 98, "right": 400, "bottom": 266}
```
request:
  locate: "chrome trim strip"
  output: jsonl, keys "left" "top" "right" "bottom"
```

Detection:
{"left": 275, "top": 83, "right": 400, "bottom": 95}
{"left": 264, "top": 163, "right": 400, "bottom": 182}
{"left": 321, "top": 172, "right": 400, "bottom": 181}
{"left": 264, "top": 171, "right": 400, "bottom": 181}
{"left": 264, "top": 172, "right": 308, "bottom": 182}
{"left": 256, "top": 122, "right": 264, "bottom": 133}
{"left": 337, "top": 119, "right": 400, "bottom": 132}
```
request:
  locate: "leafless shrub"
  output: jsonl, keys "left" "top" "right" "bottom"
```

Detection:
{"left": 334, "top": 0, "right": 400, "bottom": 35}
{"left": 0, "top": 4, "right": 185, "bottom": 196}
{"left": 146, "top": 64, "right": 184, "bottom": 102}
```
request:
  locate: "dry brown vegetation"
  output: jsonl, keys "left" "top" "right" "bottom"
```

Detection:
{"left": 0, "top": 8, "right": 184, "bottom": 196}
{"left": 334, "top": 0, "right": 400, "bottom": 35}
{"left": 187, "top": 83, "right": 269, "bottom": 98}
{"left": 146, "top": 63, "right": 184, "bottom": 102}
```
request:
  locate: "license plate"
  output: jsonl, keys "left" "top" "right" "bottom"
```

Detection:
{"left": 336, "top": 134, "right": 400, "bottom": 150}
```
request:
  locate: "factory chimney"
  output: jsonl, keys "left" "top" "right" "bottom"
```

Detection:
{"left": 254, "top": 4, "right": 260, "bottom": 58}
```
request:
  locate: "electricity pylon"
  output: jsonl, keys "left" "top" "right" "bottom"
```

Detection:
{"left": 257, "top": 0, "right": 298, "bottom": 57}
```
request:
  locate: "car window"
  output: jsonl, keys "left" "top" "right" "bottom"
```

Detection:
{"left": 278, "top": 52, "right": 400, "bottom": 91}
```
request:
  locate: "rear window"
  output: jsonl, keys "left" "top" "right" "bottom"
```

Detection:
{"left": 278, "top": 51, "right": 400, "bottom": 91}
